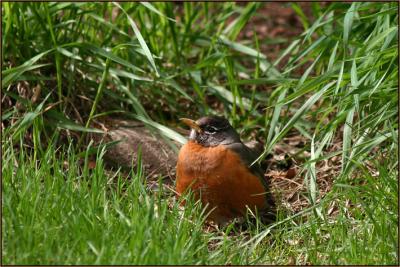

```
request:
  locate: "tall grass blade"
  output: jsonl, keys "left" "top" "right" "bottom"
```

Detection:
{"left": 114, "top": 2, "right": 160, "bottom": 77}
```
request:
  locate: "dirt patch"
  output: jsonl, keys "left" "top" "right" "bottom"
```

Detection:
{"left": 266, "top": 132, "right": 342, "bottom": 215}
{"left": 238, "top": 2, "right": 311, "bottom": 66}
{"left": 91, "top": 118, "right": 178, "bottom": 180}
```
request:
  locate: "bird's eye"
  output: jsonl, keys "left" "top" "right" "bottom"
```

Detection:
{"left": 205, "top": 126, "right": 218, "bottom": 134}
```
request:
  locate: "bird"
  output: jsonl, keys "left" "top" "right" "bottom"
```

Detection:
{"left": 176, "top": 115, "right": 275, "bottom": 225}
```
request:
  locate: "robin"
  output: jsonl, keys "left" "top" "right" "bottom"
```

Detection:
{"left": 176, "top": 116, "right": 275, "bottom": 225}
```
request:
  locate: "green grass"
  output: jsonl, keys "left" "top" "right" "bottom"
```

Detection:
{"left": 2, "top": 135, "right": 397, "bottom": 264}
{"left": 2, "top": 142, "right": 210, "bottom": 264}
{"left": 3, "top": 138, "right": 397, "bottom": 265}
{"left": 2, "top": 1, "right": 399, "bottom": 265}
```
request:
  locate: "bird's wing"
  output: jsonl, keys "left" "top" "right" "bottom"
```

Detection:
{"left": 225, "top": 142, "right": 265, "bottom": 181}
{"left": 225, "top": 142, "right": 276, "bottom": 222}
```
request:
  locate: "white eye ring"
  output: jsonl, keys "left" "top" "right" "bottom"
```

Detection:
{"left": 205, "top": 126, "right": 218, "bottom": 134}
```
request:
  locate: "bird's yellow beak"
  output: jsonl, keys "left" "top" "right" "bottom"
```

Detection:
{"left": 180, "top": 118, "right": 203, "bottom": 133}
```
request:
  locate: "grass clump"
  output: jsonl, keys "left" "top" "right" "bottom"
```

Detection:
{"left": 3, "top": 140, "right": 208, "bottom": 264}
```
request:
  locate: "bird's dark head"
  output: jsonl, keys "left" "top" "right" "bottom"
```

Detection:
{"left": 180, "top": 116, "right": 241, "bottom": 147}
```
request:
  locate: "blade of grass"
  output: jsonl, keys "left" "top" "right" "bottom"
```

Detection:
{"left": 140, "top": 2, "right": 176, "bottom": 22}
{"left": 131, "top": 114, "right": 187, "bottom": 145}
{"left": 254, "top": 81, "right": 336, "bottom": 165}
{"left": 114, "top": 2, "right": 160, "bottom": 77}
{"left": 223, "top": 3, "right": 259, "bottom": 40}
{"left": 77, "top": 58, "right": 111, "bottom": 147}
{"left": 343, "top": 3, "right": 357, "bottom": 45}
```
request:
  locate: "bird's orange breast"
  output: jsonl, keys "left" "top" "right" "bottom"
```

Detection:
{"left": 176, "top": 141, "right": 267, "bottom": 224}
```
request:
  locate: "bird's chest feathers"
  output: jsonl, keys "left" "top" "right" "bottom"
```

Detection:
{"left": 177, "top": 141, "right": 246, "bottom": 187}
{"left": 178, "top": 141, "right": 229, "bottom": 174}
